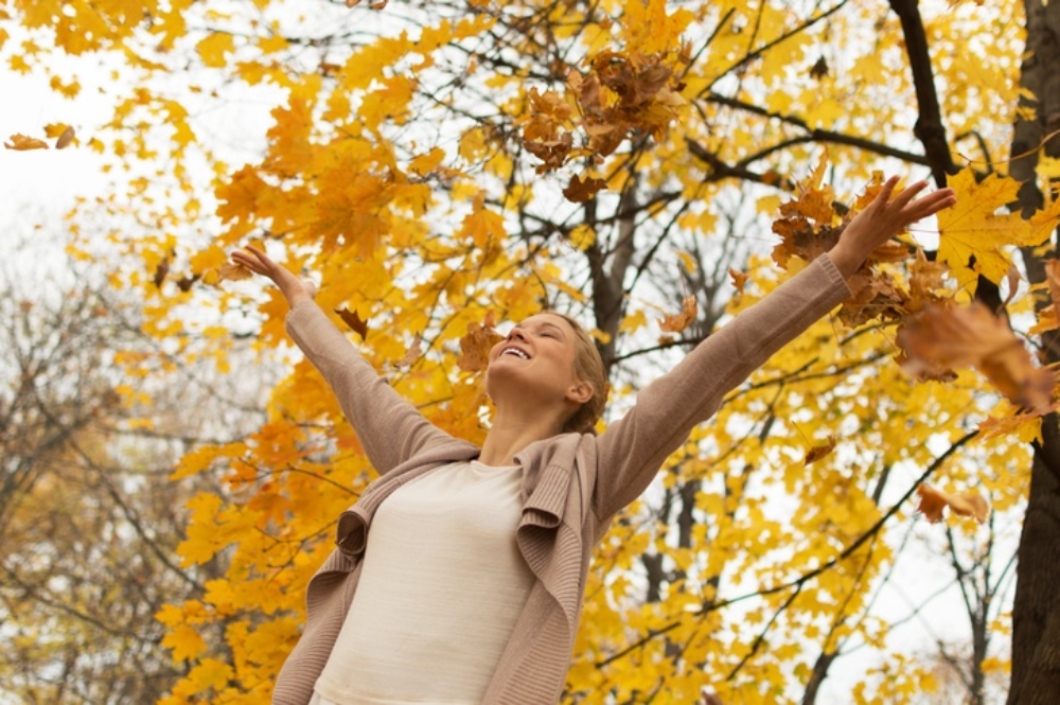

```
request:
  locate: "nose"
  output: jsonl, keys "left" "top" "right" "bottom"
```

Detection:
{"left": 507, "top": 328, "right": 526, "bottom": 342}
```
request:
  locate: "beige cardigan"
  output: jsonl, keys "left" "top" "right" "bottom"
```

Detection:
{"left": 272, "top": 255, "right": 851, "bottom": 705}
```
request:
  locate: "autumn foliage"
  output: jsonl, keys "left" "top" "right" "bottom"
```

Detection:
{"left": 3, "top": 0, "right": 1058, "bottom": 703}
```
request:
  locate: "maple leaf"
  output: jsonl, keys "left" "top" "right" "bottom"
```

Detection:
{"left": 1029, "top": 259, "right": 1060, "bottom": 335}
{"left": 215, "top": 261, "right": 253, "bottom": 284}
{"left": 897, "top": 302, "right": 1055, "bottom": 411}
{"left": 457, "top": 312, "right": 504, "bottom": 372}
{"left": 4, "top": 133, "right": 48, "bottom": 150}
{"left": 729, "top": 268, "right": 748, "bottom": 294}
{"left": 659, "top": 295, "right": 696, "bottom": 333}
{"left": 334, "top": 307, "right": 369, "bottom": 340}
{"left": 55, "top": 126, "right": 76, "bottom": 149}
{"left": 804, "top": 436, "right": 837, "bottom": 465}
{"left": 837, "top": 269, "right": 908, "bottom": 327}
{"left": 916, "top": 484, "right": 989, "bottom": 524}
{"left": 563, "top": 173, "right": 607, "bottom": 203}
{"left": 394, "top": 333, "right": 423, "bottom": 368}
{"left": 937, "top": 169, "right": 1047, "bottom": 290}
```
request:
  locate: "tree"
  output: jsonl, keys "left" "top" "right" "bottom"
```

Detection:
{"left": 0, "top": 241, "right": 281, "bottom": 703}
{"left": 2, "top": 0, "right": 1056, "bottom": 702}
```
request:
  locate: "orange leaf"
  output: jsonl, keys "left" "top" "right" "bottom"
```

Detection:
{"left": 897, "top": 302, "right": 1054, "bottom": 411}
{"left": 729, "top": 268, "right": 748, "bottom": 294}
{"left": 916, "top": 484, "right": 989, "bottom": 524}
{"left": 4, "top": 133, "right": 48, "bottom": 150}
{"left": 457, "top": 312, "right": 503, "bottom": 372}
{"left": 335, "top": 307, "right": 369, "bottom": 340}
{"left": 659, "top": 295, "right": 696, "bottom": 333}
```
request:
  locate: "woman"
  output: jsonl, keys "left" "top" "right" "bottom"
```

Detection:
{"left": 231, "top": 177, "right": 955, "bottom": 705}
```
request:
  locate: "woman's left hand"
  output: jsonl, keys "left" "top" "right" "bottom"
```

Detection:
{"left": 829, "top": 176, "right": 956, "bottom": 278}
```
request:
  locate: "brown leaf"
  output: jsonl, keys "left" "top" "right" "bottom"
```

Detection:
{"left": 457, "top": 313, "right": 504, "bottom": 372}
{"left": 804, "top": 436, "right": 837, "bottom": 465}
{"left": 916, "top": 484, "right": 989, "bottom": 524}
{"left": 335, "top": 307, "right": 369, "bottom": 340}
{"left": 809, "top": 56, "right": 829, "bottom": 79}
{"left": 176, "top": 274, "right": 201, "bottom": 292}
{"left": 216, "top": 262, "right": 253, "bottom": 283}
{"left": 897, "top": 302, "right": 1055, "bottom": 411}
{"left": 368, "top": 0, "right": 388, "bottom": 8}
{"left": 1003, "top": 264, "right": 1021, "bottom": 306}
{"left": 4, "top": 133, "right": 49, "bottom": 151}
{"left": 394, "top": 333, "right": 423, "bottom": 368}
{"left": 344, "top": 0, "right": 361, "bottom": 6}
{"left": 729, "top": 268, "right": 748, "bottom": 294}
{"left": 562, "top": 174, "right": 607, "bottom": 203}
{"left": 153, "top": 256, "right": 171, "bottom": 289}
{"left": 55, "top": 126, "right": 76, "bottom": 149}
{"left": 659, "top": 296, "right": 696, "bottom": 333}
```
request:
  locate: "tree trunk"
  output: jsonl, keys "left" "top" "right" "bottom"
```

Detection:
{"left": 1009, "top": 2, "right": 1060, "bottom": 703}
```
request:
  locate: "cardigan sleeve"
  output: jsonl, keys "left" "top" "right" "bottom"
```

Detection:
{"left": 285, "top": 300, "right": 454, "bottom": 475}
{"left": 591, "top": 254, "right": 852, "bottom": 520}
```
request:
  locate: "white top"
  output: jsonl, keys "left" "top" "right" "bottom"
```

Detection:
{"left": 313, "top": 461, "right": 535, "bottom": 705}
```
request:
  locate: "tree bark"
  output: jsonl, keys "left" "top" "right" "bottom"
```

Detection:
{"left": 1009, "top": 2, "right": 1060, "bottom": 703}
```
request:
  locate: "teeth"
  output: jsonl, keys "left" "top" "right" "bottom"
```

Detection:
{"left": 503, "top": 348, "right": 529, "bottom": 359}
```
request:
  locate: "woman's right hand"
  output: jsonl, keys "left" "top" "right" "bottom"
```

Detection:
{"left": 230, "top": 245, "right": 315, "bottom": 309}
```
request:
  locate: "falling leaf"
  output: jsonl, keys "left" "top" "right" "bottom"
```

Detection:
{"left": 394, "top": 333, "right": 423, "bottom": 368}
{"left": 153, "top": 255, "right": 171, "bottom": 289}
{"left": 335, "top": 307, "right": 369, "bottom": 340}
{"left": 176, "top": 274, "right": 201, "bottom": 292}
{"left": 457, "top": 312, "right": 504, "bottom": 372}
{"left": 937, "top": 168, "right": 1047, "bottom": 290}
{"left": 55, "top": 126, "right": 76, "bottom": 149}
{"left": 729, "top": 268, "right": 748, "bottom": 294}
{"left": 897, "top": 302, "right": 1055, "bottom": 411}
{"left": 4, "top": 133, "right": 48, "bottom": 150}
{"left": 916, "top": 484, "right": 989, "bottom": 524}
{"left": 1030, "top": 259, "right": 1060, "bottom": 335}
{"left": 215, "top": 262, "right": 253, "bottom": 283}
{"left": 563, "top": 173, "right": 607, "bottom": 203}
{"left": 345, "top": 0, "right": 361, "bottom": 5}
{"left": 369, "top": 0, "right": 388, "bottom": 8}
{"left": 659, "top": 295, "right": 696, "bottom": 333}
{"left": 804, "top": 436, "right": 837, "bottom": 465}
{"left": 809, "top": 56, "right": 829, "bottom": 79}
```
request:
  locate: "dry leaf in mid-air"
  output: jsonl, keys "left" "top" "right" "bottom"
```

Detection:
{"left": 457, "top": 312, "right": 504, "bottom": 372}
{"left": 562, "top": 174, "right": 607, "bottom": 203}
{"left": 897, "top": 302, "right": 1055, "bottom": 412}
{"left": 804, "top": 436, "right": 837, "bottom": 465}
{"left": 335, "top": 307, "right": 369, "bottom": 340}
{"left": 394, "top": 334, "right": 423, "bottom": 368}
{"left": 659, "top": 295, "right": 697, "bottom": 333}
{"left": 916, "top": 484, "right": 989, "bottom": 524}
{"left": 216, "top": 261, "right": 254, "bottom": 283}
{"left": 729, "top": 268, "right": 748, "bottom": 294}
{"left": 4, "top": 133, "right": 48, "bottom": 150}
{"left": 55, "top": 126, "right": 76, "bottom": 149}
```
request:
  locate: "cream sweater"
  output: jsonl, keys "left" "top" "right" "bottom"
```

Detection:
{"left": 314, "top": 461, "right": 533, "bottom": 704}
{"left": 273, "top": 254, "right": 851, "bottom": 705}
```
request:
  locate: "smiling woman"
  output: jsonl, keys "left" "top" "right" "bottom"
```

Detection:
{"left": 228, "top": 176, "right": 955, "bottom": 705}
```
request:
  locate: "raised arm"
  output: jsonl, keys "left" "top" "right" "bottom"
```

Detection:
{"left": 591, "top": 177, "right": 956, "bottom": 519}
{"left": 232, "top": 246, "right": 454, "bottom": 474}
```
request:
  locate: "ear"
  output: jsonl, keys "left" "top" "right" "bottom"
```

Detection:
{"left": 566, "top": 380, "right": 593, "bottom": 405}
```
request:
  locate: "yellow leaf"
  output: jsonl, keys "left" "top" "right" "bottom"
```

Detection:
{"left": 937, "top": 169, "right": 1046, "bottom": 290}
{"left": 409, "top": 146, "right": 446, "bottom": 176}
{"left": 162, "top": 624, "right": 206, "bottom": 663}
{"left": 196, "top": 32, "right": 235, "bottom": 68}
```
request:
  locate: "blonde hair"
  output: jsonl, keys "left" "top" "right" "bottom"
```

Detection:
{"left": 546, "top": 311, "right": 608, "bottom": 435}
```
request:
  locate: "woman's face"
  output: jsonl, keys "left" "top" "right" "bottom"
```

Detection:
{"left": 486, "top": 313, "right": 585, "bottom": 407}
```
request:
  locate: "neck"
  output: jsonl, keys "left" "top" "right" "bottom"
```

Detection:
{"left": 478, "top": 406, "right": 566, "bottom": 466}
